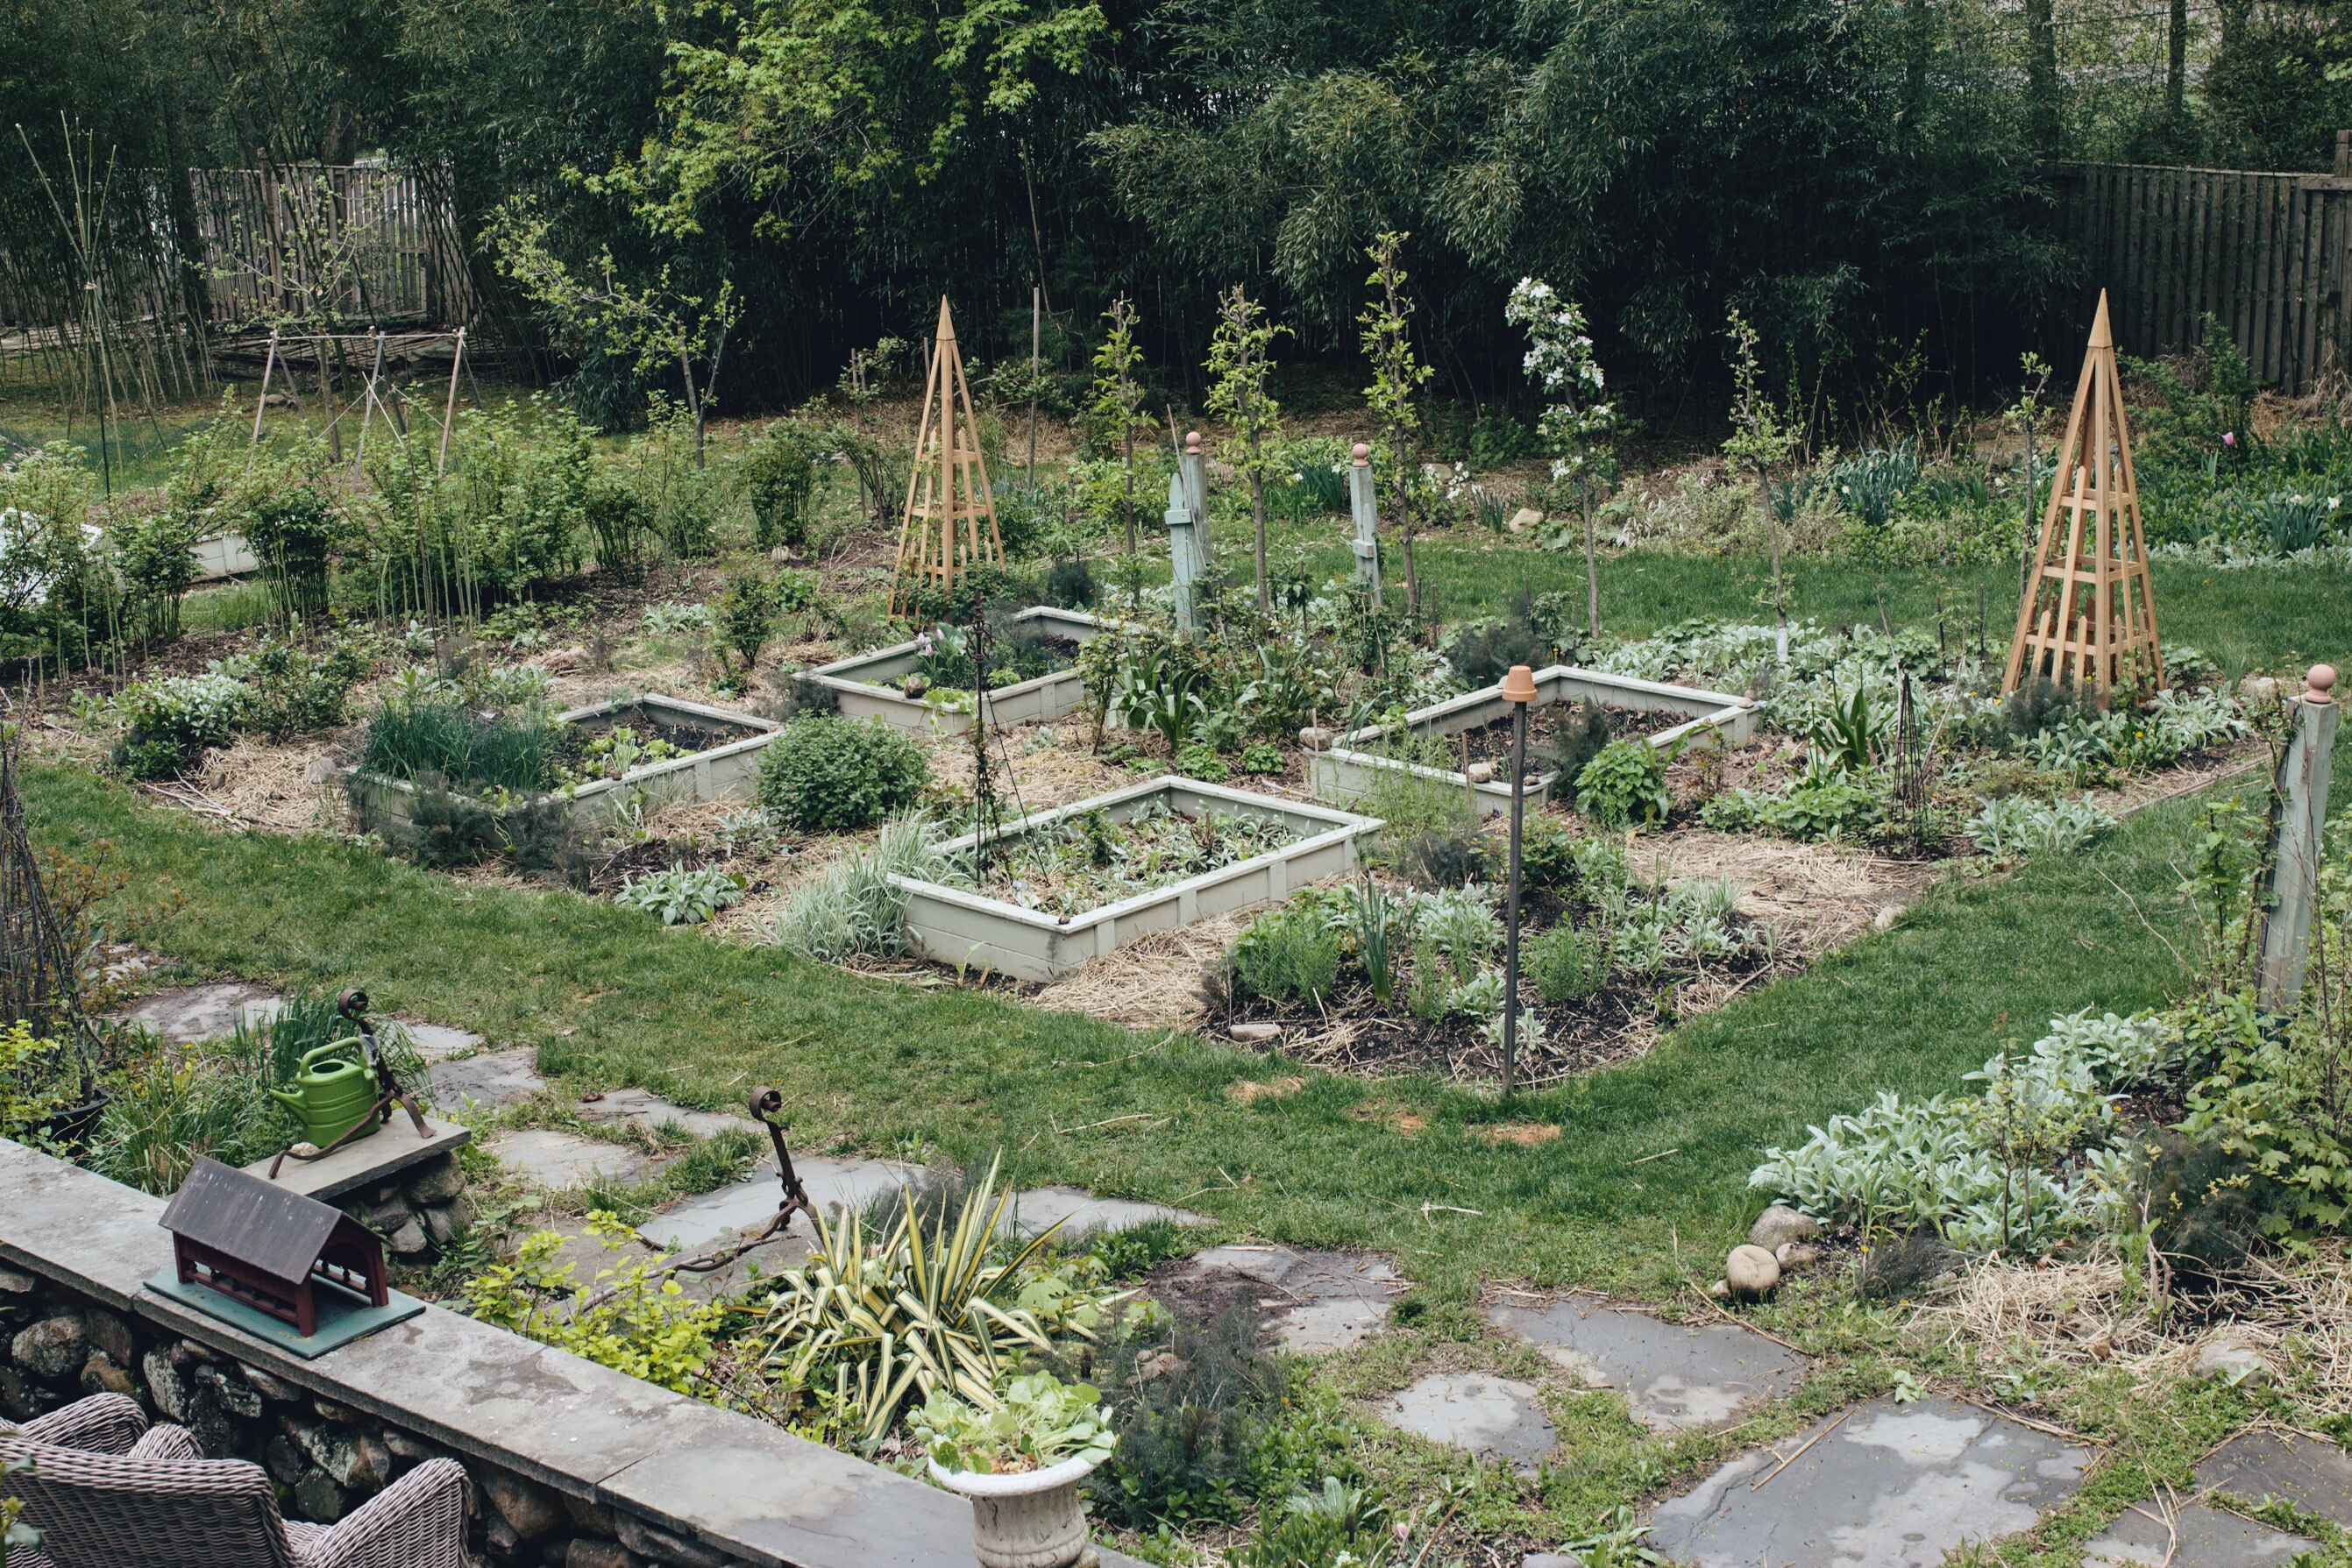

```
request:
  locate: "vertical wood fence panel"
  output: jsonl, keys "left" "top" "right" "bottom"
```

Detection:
{"left": 2057, "top": 160, "right": 2352, "bottom": 392}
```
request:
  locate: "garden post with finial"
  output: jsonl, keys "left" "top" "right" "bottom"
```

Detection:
{"left": 1162, "top": 437, "right": 1204, "bottom": 632}
{"left": 1348, "top": 443, "right": 1381, "bottom": 596}
{"left": 1499, "top": 663, "right": 1537, "bottom": 1096}
{"left": 2262, "top": 664, "right": 2340, "bottom": 1008}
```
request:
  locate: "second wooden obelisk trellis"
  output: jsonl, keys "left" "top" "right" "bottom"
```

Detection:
{"left": 890, "top": 297, "right": 1006, "bottom": 616}
{"left": 2000, "top": 290, "right": 2164, "bottom": 706}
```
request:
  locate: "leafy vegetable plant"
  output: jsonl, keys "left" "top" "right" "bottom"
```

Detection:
{"left": 912, "top": 1372, "right": 1117, "bottom": 1475}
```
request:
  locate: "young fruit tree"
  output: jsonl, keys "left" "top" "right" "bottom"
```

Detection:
{"left": 1505, "top": 277, "right": 1615, "bottom": 636}
{"left": 1204, "top": 286, "right": 1290, "bottom": 614}
{"left": 1084, "top": 297, "right": 1148, "bottom": 564}
{"left": 1723, "top": 308, "right": 1801, "bottom": 663}
{"left": 1361, "top": 232, "right": 1435, "bottom": 616}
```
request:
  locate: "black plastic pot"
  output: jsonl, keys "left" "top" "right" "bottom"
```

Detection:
{"left": 34, "top": 1091, "right": 110, "bottom": 1153}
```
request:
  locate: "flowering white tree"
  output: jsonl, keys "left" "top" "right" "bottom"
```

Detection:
{"left": 1506, "top": 277, "right": 1616, "bottom": 636}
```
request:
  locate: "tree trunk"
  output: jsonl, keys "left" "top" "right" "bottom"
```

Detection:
{"left": 681, "top": 350, "right": 706, "bottom": 469}
{"left": 1252, "top": 474, "right": 1268, "bottom": 614}
{"left": 2025, "top": 0, "right": 2059, "bottom": 156}
{"left": 2168, "top": 0, "right": 2188, "bottom": 122}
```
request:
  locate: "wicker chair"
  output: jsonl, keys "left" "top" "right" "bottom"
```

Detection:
{"left": 3, "top": 1393, "right": 469, "bottom": 1568}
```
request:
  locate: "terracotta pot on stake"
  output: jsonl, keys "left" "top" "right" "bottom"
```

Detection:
{"left": 1500, "top": 663, "right": 1538, "bottom": 1095}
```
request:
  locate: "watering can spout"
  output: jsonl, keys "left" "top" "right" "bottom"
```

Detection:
{"left": 266, "top": 1085, "right": 304, "bottom": 1113}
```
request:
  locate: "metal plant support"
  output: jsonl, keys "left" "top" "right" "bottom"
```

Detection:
{"left": 1499, "top": 663, "right": 1537, "bottom": 1095}
{"left": 0, "top": 715, "right": 101, "bottom": 1109}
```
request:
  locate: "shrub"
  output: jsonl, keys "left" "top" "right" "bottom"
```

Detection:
{"left": 116, "top": 670, "right": 248, "bottom": 776}
{"left": 237, "top": 635, "right": 370, "bottom": 738}
{"left": 1574, "top": 740, "right": 1670, "bottom": 827}
{"left": 1541, "top": 701, "right": 1612, "bottom": 785}
{"left": 1228, "top": 905, "right": 1342, "bottom": 1004}
{"left": 1445, "top": 609, "right": 1549, "bottom": 690}
{"left": 743, "top": 420, "right": 823, "bottom": 550}
{"left": 240, "top": 486, "right": 338, "bottom": 618}
{"left": 1043, "top": 557, "right": 1097, "bottom": 609}
{"left": 1527, "top": 922, "right": 1608, "bottom": 1003}
{"left": 113, "top": 508, "right": 203, "bottom": 639}
{"left": 1395, "top": 826, "right": 1487, "bottom": 890}
{"left": 1519, "top": 815, "right": 1577, "bottom": 890}
{"left": 1091, "top": 1305, "right": 1283, "bottom": 1529}
{"left": 757, "top": 716, "right": 927, "bottom": 830}
{"left": 584, "top": 477, "right": 657, "bottom": 578}
{"left": 714, "top": 571, "right": 778, "bottom": 675}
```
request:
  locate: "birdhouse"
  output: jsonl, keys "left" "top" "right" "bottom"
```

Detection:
{"left": 159, "top": 1157, "right": 389, "bottom": 1337}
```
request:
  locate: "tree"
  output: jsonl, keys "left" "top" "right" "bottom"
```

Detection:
{"left": 1723, "top": 308, "right": 1801, "bottom": 663}
{"left": 1360, "top": 232, "right": 1434, "bottom": 617}
{"left": 1505, "top": 276, "right": 1615, "bottom": 638}
{"left": 1084, "top": 297, "right": 1148, "bottom": 564}
{"left": 485, "top": 198, "right": 738, "bottom": 466}
{"left": 1204, "top": 286, "right": 1290, "bottom": 614}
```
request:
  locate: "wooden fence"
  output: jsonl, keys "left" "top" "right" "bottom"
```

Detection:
{"left": 2052, "top": 159, "right": 2352, "bottom": 394}
{"left": 183, "top": 163, "right": 476, "bottom": 327}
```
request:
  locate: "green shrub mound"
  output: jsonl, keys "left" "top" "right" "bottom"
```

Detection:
{"left": 757, "top": 715, "right": 927, "bottom": 830}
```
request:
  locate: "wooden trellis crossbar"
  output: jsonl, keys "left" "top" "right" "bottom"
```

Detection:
{"left": 2001, "top": 290, "right": 2164, "bottom": 706}
{"left": 890, "top": 297, "right": 1005, "bottom": 615}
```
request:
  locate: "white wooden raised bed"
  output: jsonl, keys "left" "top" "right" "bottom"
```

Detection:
{"left": 1310, "top": 665, "right": 1758, "bottom": 819}
{"left": 340, "top": 692, "right": 778, "bottom": 829}
{"left": 891, "top": 777, "right": 1383, "bottom": 983}
{"left": 805, "top": 607, "right": 1104, "bottom": 736}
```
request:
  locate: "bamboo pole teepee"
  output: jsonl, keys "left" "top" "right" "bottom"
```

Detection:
{"left": 2001, "top": 290, "right": 2164, "bottom": 706}
{"left": 890, "top": 297, "right": 1005, "bottom": 615}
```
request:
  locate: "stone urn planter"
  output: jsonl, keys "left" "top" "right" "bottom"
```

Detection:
{"left": 927, "top": 1454, "right": 1101, "bottom": 1568}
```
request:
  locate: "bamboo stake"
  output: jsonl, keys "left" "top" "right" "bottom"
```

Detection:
{"left": 438, "top": 327, "right": 465, "bottom": 474}
{"left": 249, "top": 328, "right": 278, "bottom": 458}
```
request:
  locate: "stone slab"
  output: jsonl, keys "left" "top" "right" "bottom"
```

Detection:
{"left": 117, "top": 983, "right": 281, "bottom": 1042}
{"left": 1645, "top": 1396, "right": 2093, "bottom": 1568}
{"left": 998, "top": 1185, "right": 1210, "bottom": 1239}
{"left": 2196, "top": 1432, "right": 2352, "bottom": 1528}
{"left": 240, "top": 1116, "right": 471, "bottom": 1202}
{"left": 1380, "top": 1373, "right": 1556, "bottom": 1472}
{"left": 2081, "top": 1502, "right": 2313, "bottom": 1567}
{"left": 1157, "top": 1245, "right": 1403, "bottom": 1353}
{"left": 3, "top": 1138, "right": 1150, "bottom": 1568}
{"left": 402, "top": 1022, "right": 484, "bottom": 1060}
{"left": 638, "top": 1157, "right": 920, "bottom": 1252}
{"left": 1485, "top": 1300, "right": 1807, "bottom": 1431}
{"left": 490, "top": 1130, "right": 650, "bottom": 1189}
{"left": 580, "top": 1087, "right": 759, "bottom": 1141}
{"left": 428, "top": 1047, "right": 545, "bottom": 1108}
{"left": 146, "top": 1273, "right": 427, "bottom": 1359}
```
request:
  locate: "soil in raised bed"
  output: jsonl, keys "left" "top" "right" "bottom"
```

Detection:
{"left": 572, "top": 704, "right": 760, "bottom": 754}
{"left": 1435, "top": 702, "right": 1689, "bottom": 785}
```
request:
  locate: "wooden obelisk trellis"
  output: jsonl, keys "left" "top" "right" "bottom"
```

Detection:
{"left": 2001, "top": 290, "right": 2164, "bottom": 706}
{"left": 890, "top": 298, "right": 1005, "bottom": 615}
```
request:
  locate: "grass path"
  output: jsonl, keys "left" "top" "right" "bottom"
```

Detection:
{"left": 33, "top": 756, "right": 2221, "bottom": 1299}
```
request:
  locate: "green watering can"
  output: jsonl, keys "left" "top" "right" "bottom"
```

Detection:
{"left": 268, "top": 1040, "right": 383, "bottom": 1148}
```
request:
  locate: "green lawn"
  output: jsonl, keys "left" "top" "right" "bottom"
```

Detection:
{"left": 32, "top": 749, "right": 2228, "bottom": 1301}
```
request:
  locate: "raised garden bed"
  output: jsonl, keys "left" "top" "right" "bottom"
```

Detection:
{"left": 1311, "top": 665, "right": 1756, "bottom": 818}
{"left": 338, "top": 692, "right": 777, "bottom": 829}
{"left": 892, "top": 777, "right": 1384, "bottom": 982}
{"left": 806, "top": 606, "right": 1104, "bottom": 735}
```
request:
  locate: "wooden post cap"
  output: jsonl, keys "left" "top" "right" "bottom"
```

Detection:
{"left": 1185, "top": 430, "right": 1202, "bottom": 452}
{"left": 1502, "top": 664, "right": 1538, "bottom": 704}
{"left": 1352, "top": 443, "right": 1370, "bottom": 465}
{"left": 2308, "top": 664, "right": 2337, "bottom": 700}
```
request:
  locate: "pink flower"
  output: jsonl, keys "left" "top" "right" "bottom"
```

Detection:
{"left": 2223, "top": 432, "right": 2236, "bottom": 447}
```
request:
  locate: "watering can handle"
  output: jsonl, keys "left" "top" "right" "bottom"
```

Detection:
{"left": 295, "top": 1038, "right": 372, "bottom": 1074}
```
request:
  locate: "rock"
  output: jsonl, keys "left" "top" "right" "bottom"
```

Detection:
{"left": 0, "top": 1267, "right": 36, "bottom": 1295}
{"left": 241, "top": 1362, "right": 305, "bottom": 1403}
{"left": 12, "top": 1313, "right": 86, "bottom": 1380}
{"left": 363, "top": 1196, "right": 416, "bottom": 1235}
{"left": 405, "top": 1154, "right": 466, "bottom": 1205}
{"left": 82, "top": 1309, "right": 134, "bottom": 1371}
{"left": 1465, "top": 761, "right": 1496, "bottom": 784}
{"left": 616, "top": 1514, "right": 734, "bottom": 1568}
{"left": 1774, "top": 1243, "right": 1823, "bottom": 1273}
{"left": 1298, "top": 726, "right": 1337, "bottom": 752}
{"left": 304, "top": 757, "right": 338, "bottom": 784}
{"left": 0, "top": 1366, "right": 43, "bottom": 1423}
{"left": 143, "top": 1348, "right": 189, "bottom": 1422}
{"left": 285, "top": 1415, "right": 392, "bottom": 1494}
{"left": 567, "top": 1540, "right": 637, "bottom": 1568}
{"left": 264, "top": 1435, "right": 307, "bottom": 1486}
{"left": 1873, "top": 904, "right": 1904, "bottom": 933}
{"left": 541, "top": 1539, "right": 577, "bottom": 1566}
{"left": 563, "top": 1494, "right": 617, "bottom": 1536}
{"left": 2242, "top": 674, "right": 2282, "bottom": 706}
{"left": 1507, "top": 508, "right": 1544, "bottom": 534}
{"left": 486, "top": 1471, "right": 569, "bottom": 1541}
{"left": 1725, "top": 1245, "right": 1780, "bottom": 1302}
{"left": 486, "top": 1518, "right": 525, "bottom": 1562}
{"left": 1748, "top": 1204, "right": 1819, "bottom": 1252}
{"left": 383, "top": 1428, "right": 454, "bottom": 1464}
{"left": 384, "top": 1217, "right": 432, "bottom": 1257}
{"left": 196, "top": 1363, "right": 264, "bottom": 1419}
{"left": 79, "top": 1352, "right": 138, "bottom": 1399}
{"left": 313, "top": 1396, "right": 361, "bottom": 1423}
{"left": 292, "top": 1467, "right": 348, "bottom": 1524}
{"left": 1228, "top": 1023, "right": 1283, "bottom": 1043}
{"left": 420, "top": 1203, "right": 461, "bottom": 1247}
{"left": 900, "top": 674, "right": 929, "bottom": 699}
{"left": 1708, "top": 1279, "right": 1730, "bottom": 1300}
{"left": 174, "top": 1338, "right": 215, "bottom": 1364}
{"left": 2192, "top": 1339, "right": 2270, "bottom": 1387}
